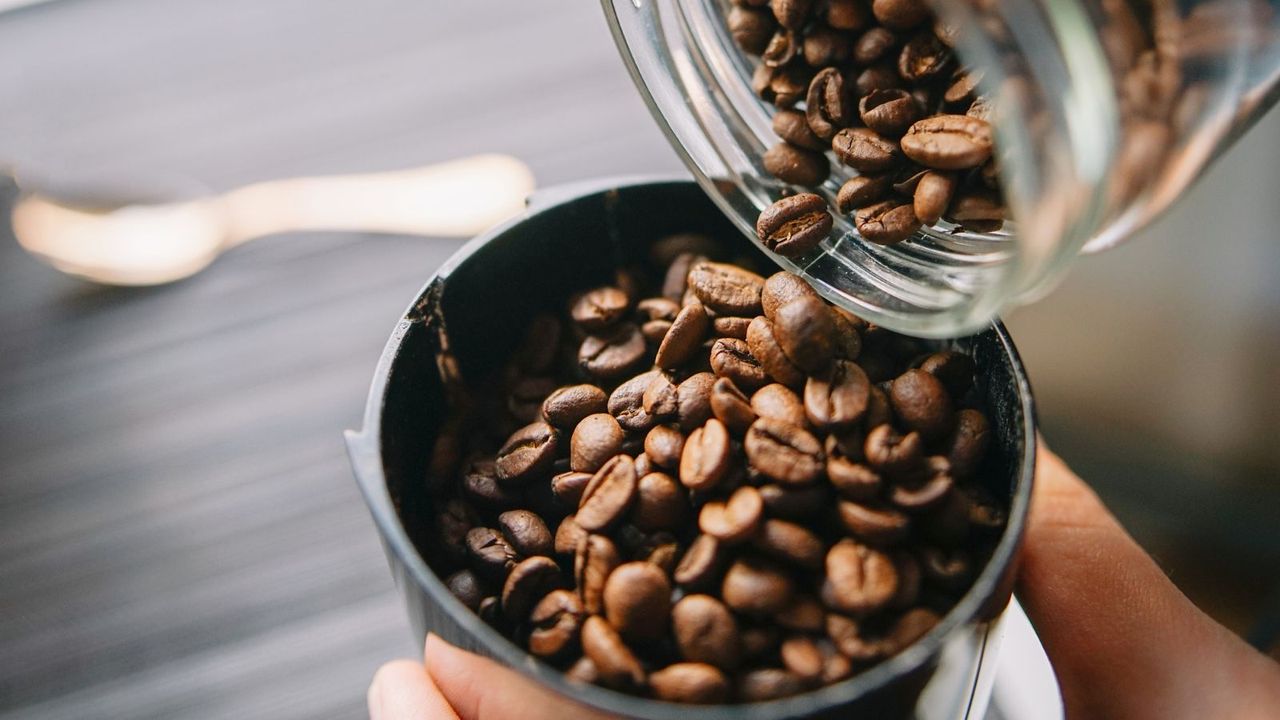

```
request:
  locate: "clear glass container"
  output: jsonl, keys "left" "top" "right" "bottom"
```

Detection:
{"left": 602, "top": 0, "right": 1280, "bottom": 337}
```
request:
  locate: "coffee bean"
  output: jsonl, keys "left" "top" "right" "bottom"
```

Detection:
{"left": 712, "top": 316, "right": 751, "bottom": 339}
{"left": 642, "top": 372, "right": 679, "bottom": 420}
{"left": 746, "top": 317, "right": 806, "bottom": 388}
{"left": 675, "top": 371, "right": 716, "bottom": 427}
{"left": 773, "top": 303, "right": 836, "bottom": 378}
{"left": 759, "top": 482, "right": 829, "bottom": 520}
{"left": 804, "top": 359, "right": 870, "bottom": 430}
{"left": 565, "top": 656, "right": 600, "bottom": 684}
{"left": 737, "top": 668, "right": 808, "bottom": 702}
{"left": 542, "top": 384, "right": 608, "bottom": 429}
{"left": 650, "top": 663, "right": 731, "bottom": 704}
{"left": 837, "top": 500, "right": 911, "bottom": 544}
{"left": 745, "top": 418, "right": 823, "bottom": 485}
{"left": 636, "top": 296, "right": 681, "bottom": 324}
{"left": 823, "top": 539, "right": 898, "bottom": 615}
{"left": 755, "top": 193, "right": 831, "bottom": 258}
{"left": 687, "top": 262, "right": 765, "bottom": 316}
{"left": 946, "top": 188, "right": 1004, "bottom": 228}
{"left": 740, "top": 625, "right": 783, "bottom": 660}
{"left": 463, "top": 461, "right": 522, "bottom": 510}
{"left": 901, "top": 114, "right": 993, "bottom": 169}
{"left": 763, "top": 142, "right": 831, "bottom": 187}
{"left": 728, "top": 5, "right": 777, "bottom": 54}
{"left": 501, "top": 555, "right": 562, "bottom": 621}
{"left": 865, "top": 384, "right": 894, "bottom": 424}
{"left": 640, "top": 426, "right": 682, "bottom": 470}
{"left": 945, "top": 69, "right": 983, "bottom": 104}
{"left": 554, "top": 515, "right": 587, "bottom": 557}
{"left": 883, "top": 607, "right": 940, "bottom": 655}
{"left": 918, "top": 350, "right": 976, "bottom": 397}
{"left": 507, "top": 376, "right": 556, "bottom": 424}
{"left": 918, "top": 545, "right": 971, "bottom": 590}
{"left": 775, "top": 594, "right": 826, "bottom": 632}
{"left": 528, "top": 589, "right": 584, "bottom": 659}
{"left": 780, "top": 636, "right": 825, "bottom": 682}
{"left": 478, "top": 595, "right": 506, "bottom": 631}
{"left": 710, "top": 338, "right": 769, "bottom": 391}
{"left": 699, "top": 485, "right": 765, "bottom": 544}
{"left": 898, "top": 31, "right": 952, "bottom": 82}
{"left": 494, "top": 422, "right": 559, "bottom": 484}
{"left": 707, "top": 378, "right": 756, "bottom": 436}
{"left": 770, "top": 0, "right": 812, "bottom": 30}
{"left": 571, "top": 286, "right": 631, "bottom": 331}
{"left": 853, "top": 26, "right": 897, "bottom": 64}
{"left": 603, "top": 561, "right": 672, "bottom": 643}
{"left": 761, "top": 29, "right": 797, "bottom": 68}
{"left": 761, "top": 271, "right": 820, "bottom": 320}
{"left": 723, "top": 556, "right": 794, "bottom": 615}
{"left": 855, "top": 200, "right": 922, "bottom": 245}
{"left": 825, "top": 613, "right": 884, "bottom": 661}
{"left": 860, "top": 88, "right": 921, "bottom": 136}
{"left": 609, "top": 371, "right": 660, "bottom": 432}
{"left": 551, "top": 472, "right": 594, "bottom": 510}
{"left": 913, "top": 170, "right": 955, "bottom": 225}
{"left": 577, "top": 455, "right": 638, "bottom": 532}
{"left": 772, "top": 109, "right": 827, "bottom": 151}
{"left": 834, "top": 174, "right": 891, "bottom": 214}
{"left": 871, "top": 0, "right": 928, "bottom": 29}
{"left": 575, "top": 534, "right": 621, "bottom": 615}
{"left": 854, "top": 62, "right": 903, "bottom": 96}
{"left": 890, "top": 551, "right": 922, "bottom": 608}
{"left": 632, "top": 471, "right": 688, "bottom": 531}
{"left": 570, "top": 413, "right": 625, "bottom": 473}
{"left": 802, "top": 25, "right": 851, "bottom": 67}
{"left": 672, "top": 594, "right": 741, "bottom": 670}
{"left": 828, "top": 457, "right": 883, "bottom": 501}
{"left": 662, "top": 252, "right": 704, "bottom": 301}
{"left": 891, "top": 456, "right": 954, "bottom": 511}
{"left": 582, "top": 616, "right": 646, "bottom": 689}
{"left": 751, "top": 383, "right": 807, "bottom": 427}
{"left": 579, "top": 322, "right": 647, "bottom": 380}
{"left": 944, "top": 409, "right": 990, "bottom": 478}
{"left": 679, "top": 418, "right": 733, "bottom": 491}
{"left": 655, "top": 303, "right": 710, "bottom": 369}
{"left": 466, "top": 526, "right": 520, "bottom": 582}
{"left": 752, "top": 518, "right": 825, "bottom": 568}
{"left": 498, "top": 510, "right": 554, "bottom": 558}
{"left": 645, "top": 538, "right": 682, "bottom": 576}
{"left": 890, "top": 368, "right": 955, "bottom": 440}
{"left": 769, "top": 62, "right": 813, "bottom": 108}
{"left": 832, "top": 127, "right": 901, "bottom": 172}
{"left": 805, "top": 67, "right": 853, "bottom": 141}
{"left": 445, "top": 569, "right": 486, "bottom": 611}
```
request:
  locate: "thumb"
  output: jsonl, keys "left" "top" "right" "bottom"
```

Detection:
{"left": 423, "top": 634, "right": 618, "bottom": 720}
{"left": 1018, "top": 441, "right": 1280, "bottom": 719}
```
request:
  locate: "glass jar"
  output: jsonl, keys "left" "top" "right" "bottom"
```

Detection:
{"left": 602, "top": 0, "right": 1280, "bottom": 337}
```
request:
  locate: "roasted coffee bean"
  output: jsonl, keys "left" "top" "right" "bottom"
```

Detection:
{"left": 728, "top": 4, "right": 777, "bottom": 54}
{"left": 761, "top": 271, "right": 820, "bottom": 320}
{"left": 854, "top": 61, "right": 903, "bottom": 96}
{"left": 853, "top": 26, "right": 897, "bottom": 65}
{"left": 753, "top": 518, "right": 825, "bottom": 568}
{"left": 542, "top": 384, "right": 608, "bottom": 429}
{"left": 579, "top": 322, "right": 647, "bottom": 380}
{"left": 919, "top": 545, "right": 971, "bottom": 589}
{"left": 445, "top": 569, "right": 486, "bottom": 611}
{"left": 898, "top": 31, "right": 952, "bottom": 82}
{"left": 871, "top": 0, "right": 928, "bottom": 29}
{"left": 770, "top": 0, "right": 812, "bottom": 30}
{"left": 478, "top": 595, "right": 505, "bottom": 631}
{"left": 832, "top": 127, "right": 901, "bottom": 172}
{"left": 582, "top": 616, "right": 646, "bottom": 689}
{"left": 603, "top": 561, "right": 672, "bottom": 643}
{"left": 463, "top": 461, "right": 522, "bottom": 510}
{"left": 891, "top": 368, "right": 955, "bottom": 440}
{"left": 825, "top": 612, "right": 883, "bottom": 661}
{"left": 770, "top": 62, "right": 812, "bottom": 108}
{"left": 823, "top": 539, "right": 898, "bottom": 615}
{"left": 675, "top": 371, "right": 717, "bottom": 432}
{"left": 723, "top": 556, "right": 794, "bottom": 615}
{"left": 552, "top": 471, "right": 594, "bottom": 509}
{"left": 751, "top": 383, "right": 808, "bottom": 427}
{"left": 962, "top": 486, "right": 1007, "bottom": 533}
{"left": 913, "top": 170, "right": 955, "bottom": 225}
{"left": 776, "top": 594, "right": 827, "bottom": 632}
{"left": 780, "top": 636, "right": 825, "bottom": 682}
{"left": 805, "top": 359, "right": 870, "bottom": 430}
{"left": 835, "top": 174, "right": 893, "bottom": 213}
{"left": 891, "top": 455, "right": 954, "bottom": 511}
{"left": 746, "top": 316, "right": 806, "bottom": 388}
{"left": 805, "top": 67, "right": 853, "bottom": 141}
{"left": 507, "top": 376, "right": 556, "bottom": 424}
{"left": 645, "top": 538, "right": 682, "bottom": 576}
{"left": 837, "top": 500, "right": 912, "bottom": 544}
{"left": 944, "top": 409, "right": 990, "bottom": 478}
{"left": 773, "top": 295, "right": 836, "bottom": 373}
{"left": 901, "top": 114, "right": 993, "bottom": 170}
{"left": 829, "top": 307, "right": 866, "bottom": 359}
{"left": 680, "top": 418, "right": 733, "bottom": 491}
{"left": 865, "top": 384, "right": 894, "bottom": 424}
{"left": 802, "top": 25, "right": 852, "bottom": 67}
{"left": 632, "top": 471, "right": 688, "bottom": 531}
{"left": 643, "top": 426, "right": 685, "bottom": 470}
{"left": 642, "top": 372, "right": 680, "bottom": 420}
{"left": 670, "top": 594, "right": 740, "bottom": 670}
{"left": 566, "top": 656, "right": 600, "bottom": 684}
{"left": 650, "top": 663, "right": 731, "bottom": 704}
{"left": 759, "top": 482, "right": 829, "bottom": 519}
{"left": 855, "top": 200, "right": 921, "bottom": 245}
{"left": 946, "top": 189, "right": 1005, "bottom": 229}
{"left": 761, "top": 29, "right": 798, "bottom": 68}
{"left": 828, "top": 457, "right": 883, "bottom": 501}
{"left": 642, "top": 319, "right": 673, "bottom": 343}
{"left": 860, "top": 88, "right": 921, "bottom": 136}
{"left": 712, "top": 315, "right": 751, "bottom": 339}
{"left": 609, "top": 371, "right": 660, "bottom": 432}
{"left": 634, "top": 452, "right": 654, "bottom": 478}
{"left": 554, "top": 515, "right": 588, "bottom": 557}
{"left": 820, "top": 643, "right": 855, "bottom": 683}
{"left": 737, "top": 668, "right": 808, "bottom": 702}
{"left": 674, "top": 534, "right": 728, "bottom": 590}
{"left": 663, "top": 252, "right": 704, "bottom": 301}
{"left": 528, "top": 589, "right": 584, "bottom": 659}
{"left": 577, "top": 455, "right": 638, "bottom": 532}
{"left": 710, "top": 337, "right": 769, "bottom": 390}
{"left": 570, "top": 413, "right": 625, "bottom": 473}
{"left": 687, "top": 262, "right": 765, "bottom": 316}
{"left": 495, "top": 422, "right": 559, "bottom": 484}
{"left": 755, "top": 193, "right": 831, "bottom": 258}
{"left": 945, "top": 69, "right": 982, "bottom": 104}
{"left": 571, "top": 286, "right": 631, "bottom": 331}
{"left": 656, "top": 303, "right": 710, "bottom": 369}
{"left": 498, "top": 510, "right": 554, "bottom": 558}
{"left": 436, "top": 499, "right": 475, "bottom": 565}
{"left": 637, "top": 296, "right": 681, "bottom": 323}
{"left": 884, "top": 607, "right": 941, "bottom": 654}
{"left": 699, "top": 486, "right": 765, "bottom": 544}
{"left": 772, "top": 109, "right": 827, "bottom": 151}
{"left": 890, "top": 551, "right": 923, "bottom": 608}
{"left": 745, "top": 418, "right": 823, "bottom": 485}
{"left": 740, "top": 624, "right": 783, "bottom": 660}
{"left": 918, "top": 350, "right": 976, "bottom": 397}
{"left": 575, "top": 534, "right": 622, "bottom": 615}
{"left": 466, "top": 526, "right": 520, "bottom": 582}
{"left": 501, "top": 555, "right": 562, "bottom": 621}
{"left": 709, "top": 377, "right": 757, "bottom": 436}
{"left": 763, "top": 141, "right": 831, "bottom": 187}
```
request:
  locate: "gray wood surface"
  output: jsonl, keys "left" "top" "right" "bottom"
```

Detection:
{"left": 0, "top": 1, "right": 681, "bottom": 718}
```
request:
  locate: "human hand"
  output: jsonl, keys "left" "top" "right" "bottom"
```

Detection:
{"left": 367, "top": 441, "right": 1280, "bottom": 719}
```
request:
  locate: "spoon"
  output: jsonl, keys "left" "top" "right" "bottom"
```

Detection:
{"left": 9, "top": 153, "right": 536, "bottom": 286}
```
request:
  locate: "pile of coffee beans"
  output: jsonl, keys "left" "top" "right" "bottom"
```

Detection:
{"left": 727, "top": 0, "right": 1007, "bottom": 251}
{"left": 427, "top": 234, "right": 1007, "bottom": 705}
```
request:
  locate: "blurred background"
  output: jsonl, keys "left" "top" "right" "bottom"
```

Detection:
{"left": 0, "top": 1, "right": 1276, "bottom": 718}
